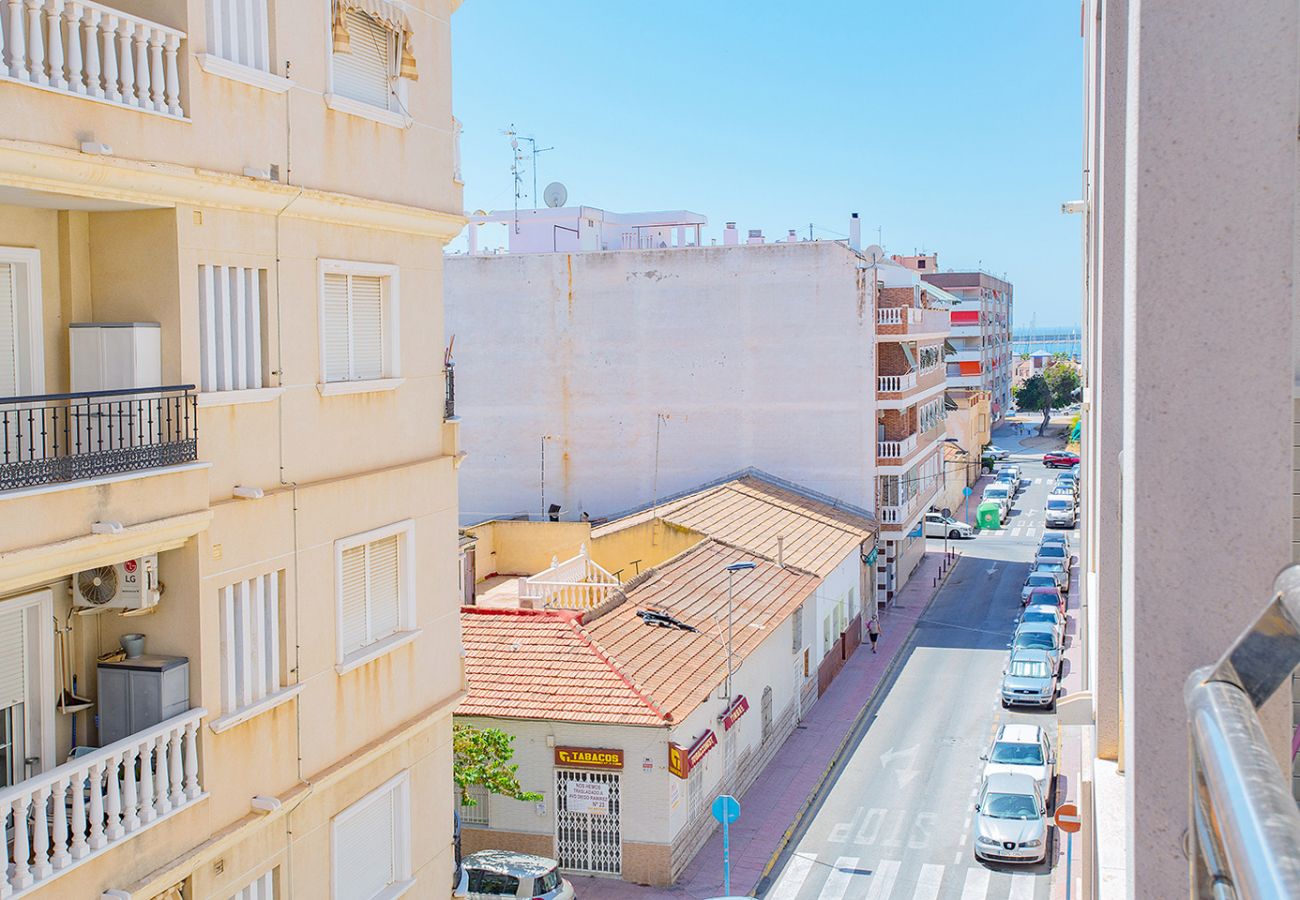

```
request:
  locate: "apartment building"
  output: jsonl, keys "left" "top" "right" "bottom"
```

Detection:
{"left": 0, "top": 2, "right": 465, "bottom": 898}
{"left": 448, "top": 208, "right": 948, "bottom": 603}
{"left": 1076, "top": 0, "right": 1297, "bottom": 896}
{"left": 917, "top": 270, "right": 1013, "bottom": 422}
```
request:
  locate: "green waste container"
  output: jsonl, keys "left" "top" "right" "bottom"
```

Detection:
{"left": 977, "top": 500, "right": 1002, "bottom": 530}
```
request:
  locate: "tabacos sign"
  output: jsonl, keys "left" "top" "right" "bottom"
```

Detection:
{"left": 554, "top": 746, "right": 624, "bottom": 771}
{"left": 668, "top": 729, "right": 717, "bottom": 779}
{"left": 720, "top": 696, "right": 748, "bottom": 732}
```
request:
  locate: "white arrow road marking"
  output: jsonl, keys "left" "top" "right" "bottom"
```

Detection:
{"left": 863, "top": 860, "right": 900, "bottom": 900}
{"left": 912, "top": 863, "right": 945, "bottom": 900}
{"left": 961, "top": 867, "right": 990, "bottom": 900}
{"left": 880, "top": 746, "right": 918, "bottom": 768}
{"left": 818, "top": 856, "right": 859, "bottom": 900}
{"left": 986, "top": 564, "right": 999, "bottom": 576}
{"left": 767, "top": 851, "right": 815, "bottom": 900}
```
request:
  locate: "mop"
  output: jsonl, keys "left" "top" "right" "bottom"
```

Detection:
{"left": 55, "top": 611, "right": 93, "bottom": 715}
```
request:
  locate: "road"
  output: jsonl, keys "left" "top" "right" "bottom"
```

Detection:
{"left": 759, "top": 428, "right": 1076, "bottom": 899}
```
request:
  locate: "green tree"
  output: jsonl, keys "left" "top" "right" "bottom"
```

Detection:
{"left": 453, "top": 724, "right": 542, "bottom": 806}
{"left": 1013, "top": 363, "right": 1081, "bottom": 436}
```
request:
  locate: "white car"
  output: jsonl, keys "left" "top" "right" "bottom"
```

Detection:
{"left": 455, "top": 851, "right": 576, "bottom": 900}
{"left": 924, "top": 512, "right": 974, "bottom": 539}
{"left": 981, "top": 723, "right": 1056, "bottom": 802}
{"left": 1046, "top": 496, "right": 1076, "bottom": 528}
{"left": 982, "top": 484, "right": 1014, "bottom": 517}
{"left": 984, "top": 445, "right": 1010, "bottom": 460}
{"left": 974, "top": 773, "right": 1049, "bottom": 864}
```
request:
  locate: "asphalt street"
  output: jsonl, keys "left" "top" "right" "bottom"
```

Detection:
{"left": 759, "top": 429, "right": 1076, "bottom": 900}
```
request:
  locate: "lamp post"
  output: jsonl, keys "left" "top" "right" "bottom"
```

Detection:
{"left": 723, "top": 562, "right": 756, "bottom": 703}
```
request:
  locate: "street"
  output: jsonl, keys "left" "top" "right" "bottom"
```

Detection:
{"left": 760, "top": 426, "right": 1077, "bottom": 899}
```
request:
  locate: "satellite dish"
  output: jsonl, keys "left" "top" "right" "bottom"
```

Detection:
{"left": 543, "top": 182, "right": 568, "bottom": 208}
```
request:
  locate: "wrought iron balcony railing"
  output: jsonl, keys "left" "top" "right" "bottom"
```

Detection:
{"left": 0, "top": 385, "right": 198, "bottom": 492}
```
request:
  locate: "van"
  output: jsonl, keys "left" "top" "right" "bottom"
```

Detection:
{"left": 1046, "top": 496, "right": 1075, "bottom": 528}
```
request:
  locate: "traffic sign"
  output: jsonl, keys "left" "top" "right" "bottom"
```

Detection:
{"left": 962, "top": 486, "right": 973, "bottom": 497}
{"left": 1054, "top": 802, "right": 1081, "bottom": 833}
{"left": 711, "top": 794, "right": 740, "bottom": 824}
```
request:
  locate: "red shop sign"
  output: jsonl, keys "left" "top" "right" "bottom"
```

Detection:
{"left": 721, "top": 696, "right": 749, "bottom": 731}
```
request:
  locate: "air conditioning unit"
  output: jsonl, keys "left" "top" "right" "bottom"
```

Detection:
{"left": 74, "top": 556, "right": 161, "bottom": 611}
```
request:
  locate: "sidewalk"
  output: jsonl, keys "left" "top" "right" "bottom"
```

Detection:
{"left": 1050, "top": 540, "right": 1085, "bottom": 900}
{"left": 567, "top": 550, "right": 955, "bottom": 899}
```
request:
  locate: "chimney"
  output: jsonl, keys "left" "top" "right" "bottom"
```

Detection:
{"left": 776, "top": 535, "right": 785, "bottom": 567}
{"left": 787, "top": 229, "right": 799, "bottom": 243}
{"left": 746, "top": 229, "right": 764, "bottom": 245}
{"left": 723, "top": 222, "right": 739, "bottom": 246}
{"left": 849, "top": 212, "right": 861, "bottom": 251}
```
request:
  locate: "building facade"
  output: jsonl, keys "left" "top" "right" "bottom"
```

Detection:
{"left": 919, "top": 270, "right": 1013, "bottom": 423}
{"left": 0, "top": 1, "right": 465, "bottom": 897}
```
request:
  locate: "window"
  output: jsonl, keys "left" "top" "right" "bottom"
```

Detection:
{"left": 319, "top": 261, "right": 400, "bottom": 386}
{"left": 218, "top": 570, "right": 287, "bottom": 718}
{"left": 0, "top": 248, "right": 43, "bottom": 398}
{"left": 332, "top": 773, "right": 411, "bottom": 900}
{"left": 335, "top": 520, "right": 415, "bottom": 666}
{"left": 0, "top": 590, "right": 52, "bottom": 787}
{"left": 230, "top": 868, "right": 277, "bottom": 900}
{"left": 329, "top": 2, "right": 419, "bottom": 119}
{"left": 206, "top": 0, "right": 270, "bottom": 72}
{"left": 466, "top": 870, "right": 520, "bottom": 896}
{"left": 687, "top": 761, "right": 703, "bottom": 818}
{"left": 199, "top": 265, "right": 268, "bottom": 393}
{"left": 459, "top": 783, "right": 489, "bottom": 826}
{"left": 791, "top": 604, "right": 803, "bottom": 652}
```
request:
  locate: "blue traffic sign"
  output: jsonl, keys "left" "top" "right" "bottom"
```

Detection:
{"left": 962, "top": 486, "right": 973, "bottom": 497}
{"left": 712, "top": 794, "right": 740, "bottom": 824}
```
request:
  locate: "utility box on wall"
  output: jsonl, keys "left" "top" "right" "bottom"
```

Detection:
{"left": 69, "top": 322, "right": 161, "bottom": 393}
{"left": 97, "top": 655, "right": 189, "bottom": 745}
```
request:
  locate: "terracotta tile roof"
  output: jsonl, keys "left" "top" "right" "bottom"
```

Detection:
{"left": 593, "top": 472, "right": 876, "bottom": 576}
{"left": 458, "top": 540, "right": 820, "bottom": 726}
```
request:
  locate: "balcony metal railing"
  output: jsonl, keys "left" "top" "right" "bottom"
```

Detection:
{"left": 0, "top": 385, "right": 198, "bottom": 492}
{"left": 1186, "top": 565, "right": 1300, "bottom": 898}
{"left": 0, "top": 1, "right": 187, "bottom": 118}
{"left": 444, "top": 364, "right": 456, "bottom": 420}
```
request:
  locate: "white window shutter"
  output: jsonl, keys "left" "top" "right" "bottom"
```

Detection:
{"left": 0, "top": 605, "right": 25, "bottom": 711}
{"left": 340, "top": 544, "right": 370, "bottom": 656}
{"left": 199, "top": 264, "right": 267, "bottom": 392}
{"left": 332, "top": 10, "right": 392, "bottom": 110}
{"left": 367, "top": 535, "right": 401, "bottom": 642}
{"left": 334, "top": 785, "right": 397, "bottom": 900}
{"left": 0, "top": 263, "right": 18, "bottom": 397}
{"left": 349, "top": 275, "right": 384, "bottom": 380}
{"left": 322, "top": 272, "right": 352, "bottom": 383}
{"left": 230, "top": 868, "right": 276, "bottom": 900}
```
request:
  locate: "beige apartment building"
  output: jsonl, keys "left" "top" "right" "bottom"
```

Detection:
{"left": 0, "top": 1, "right": 465, "bottom": 898}
{"left": 1076, "top": 0, "right": 1297, "bottom": 896}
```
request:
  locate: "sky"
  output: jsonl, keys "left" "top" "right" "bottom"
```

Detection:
{"left": 450, "top": 1, "right": 1083, "bottom": 328}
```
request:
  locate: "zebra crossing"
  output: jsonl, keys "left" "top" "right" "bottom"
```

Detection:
{"left": 767, "top": 852, "right": 1044, "bottom": 899}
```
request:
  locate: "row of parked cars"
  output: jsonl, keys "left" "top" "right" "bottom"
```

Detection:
{"left": 974, "top": 452, "right": 1079, "bottom": 867}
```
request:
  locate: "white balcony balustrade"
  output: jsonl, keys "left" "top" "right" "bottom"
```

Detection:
{"left": 877, "top": 373, "right": 917, "bottom": 393}
{"left": 0, "top": 1, "right": 186, "bottom": 118}
{"left": 877, "top": 307, "right": 923, "bottom": 326}
{"left": 519, "top": 543, "right": 620, "bottom": 611}
{"left": 0, "top": 708, "right": 206, "bottom": 898}
{"left": 877, "top": 434, "right": 918, "bottom": 459}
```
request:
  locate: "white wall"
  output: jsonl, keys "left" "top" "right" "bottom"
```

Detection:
{"left": 812, "top": 551, "right": 863, "bottom": 660}
{"left": 446, "top": 241, "right": 879, "bottom": 522}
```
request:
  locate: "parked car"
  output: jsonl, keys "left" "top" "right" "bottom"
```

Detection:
{"left": 1025, "top": 585, "right": 1066, "bottom": 614}
{"left": 996, "top": 469, "right": 1021, "bottom": 495}
{"left": 455, "top": 851, "right": 576, "bottom": 900}
{"left": 924, "top": 512, "right": 974, "bottom": 539}
{"left": 982, "top": 723, "right": 1056, "bottom": 800}
{"left": 1033, "top": 562, "right": 1069, "bottom": 593}
{"left": 997, "top": 462, "right": 1023, "bottom": 483}
{"left": 1055, "top": 473, "right": 1079, "bottom": 495}
{"left": 985, "top": 444, "right": 1011, "bottom": 460}
{"left": 982, "top": 484, "right": 1014, "bottom": 517}
{"left": 1046, "top": 496, "right": 1076, "bottom": 528}
{"left": 1039, "top": 532, "right": 1069, "bottom": 549}
{"left": 1012, "top": 623, "right": 1063, "bottom": 675}
{"left": 1043, "top": 451, "right": 1080, "bottom": 469}
{"left": 1021, "top": 573, "right": 1060, "bottom": 605}
{"left": 1035, "top": 543, "right": 1072, "bottom": 574}
{"left": 1021, "top": 604, "right": 1066, "bottom": 643}
{"left": 974, "top": 772, "right": 1050, "bottom": 864}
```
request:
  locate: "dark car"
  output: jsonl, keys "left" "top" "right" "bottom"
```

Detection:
{"left": 1043, "top": 451, "right": 1080, "bottom": 469}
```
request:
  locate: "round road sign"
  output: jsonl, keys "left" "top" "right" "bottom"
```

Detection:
{"left": 962, "top": 486, "right": 973, "bottom": 497}
{"left": 1054, "top": 802, "right": 1081, "bottom": 833}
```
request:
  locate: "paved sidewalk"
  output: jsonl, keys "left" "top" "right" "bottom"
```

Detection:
{"left": 1050, "top": 541, "right": 1085, "bottom": 900}
{"left": 567, "top": 550, "right": 956, "bottom": 899}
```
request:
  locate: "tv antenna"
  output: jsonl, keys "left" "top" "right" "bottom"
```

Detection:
{"left": 502, "top": 125, "right": 526, "bottom": 233}
{"left": 515, "top": 133, "right": 554, "bottom": 209}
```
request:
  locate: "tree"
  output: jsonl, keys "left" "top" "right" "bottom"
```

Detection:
{"left": 453, "top": 724, "right": 542, "bottom": 806}
{"left": 1013, "top": 363, "right": 1081, "bottom": 435}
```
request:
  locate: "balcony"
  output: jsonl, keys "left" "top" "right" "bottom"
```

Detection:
{"left": 877, "top": 373, "right": 917, "bottom": 394}
{"left": 1, "top": 385, "right": 198, "bottom": 492}
{"left": 0, "top": 2, "right": 187, "bottom": 118}
{"left": 877, "top": 434, "right": 918, "bottom": 460}
{"left": 0, "top": 708, "right": 206, "bottom": 897}
{"left": 876, "top": 306, "right": 949, "bottom": 342}
{"left": 519, "top": 543, "right": 620, "bottom": 610}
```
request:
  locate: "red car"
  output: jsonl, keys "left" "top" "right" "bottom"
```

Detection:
{"left": 1026, "top": 586, "right": 1066, "bottom": 614}
{"left": 1043, "top": 451, "right": 1080, "bottom": 469}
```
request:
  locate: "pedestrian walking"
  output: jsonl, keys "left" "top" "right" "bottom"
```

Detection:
{"left": 867, "top": 616, "right": 881, "bottom": 652}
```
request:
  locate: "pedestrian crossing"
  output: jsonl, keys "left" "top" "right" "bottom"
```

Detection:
{"left": 767, "top": 854, "right": 1044, "bottom": 899}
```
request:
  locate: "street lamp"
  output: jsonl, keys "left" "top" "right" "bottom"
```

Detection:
{"left": 723, "top": 562, "right": 756, "bottom": 702}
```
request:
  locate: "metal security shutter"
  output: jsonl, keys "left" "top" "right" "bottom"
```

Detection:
{"left": 367, "top": 534, "right": 401, "bottom": 642}
{"left": 332, "top": 10, "right": 393, "bottom": 110}
{"left": 0, "top": 263, "right": 16, "bottom": 396}
{"left": 322, "top": 272, "right": 352, "bottom": 383}
{"left": 0, "top": 604, "right": 25, "bottom": 711}
{"left": 334, "top": 784, "right": 397, "bottom": 900}
{"left": 340, "top": 544, "right": 369, "bottom": 656}
{"left": 350, "top": 275, "right": 384, "bottom": 380}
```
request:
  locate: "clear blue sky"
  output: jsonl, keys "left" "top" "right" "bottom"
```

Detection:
{"left": 451, "top": 1, "right": 1082, "bottom": 328}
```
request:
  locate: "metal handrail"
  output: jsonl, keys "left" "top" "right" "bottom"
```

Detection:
{"left": 1186, "top": 565, "right": 1300, "bottom": 898}
{"left": 0, "top": 384, "right": 197, "bottom": 405}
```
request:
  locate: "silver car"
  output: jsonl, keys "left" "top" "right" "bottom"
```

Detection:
{"left": 1034, "top": 543, "right": 1072, "bottom": 573}
{"left": 1012, "top": 622, "right": 1062, "bottom": 675}
{"left": 981, "top": 723, "right": 1056, "bottom": 800}
{"left": 974, "top": 772, "right": 1049, "bottom": 864}
{"left": 1021, "top": 572, "right": 1059, "bottom": 603}
{"left": 1020, "top": 604, "right": 1065, "bottom": 643}
{"left": 1000, "top": 648, "right": 1059, "bottom": 709}
{"left": 455, "top": 851, "right": 576, "bottom": 900}
{"left": 1033, "top": 561, "right": 1069, "bottom": 592}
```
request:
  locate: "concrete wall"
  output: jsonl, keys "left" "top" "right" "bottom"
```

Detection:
{"left": 465, "top": 520, "right": 592, "bottom": 578}
{"left": 446, "top": 241, "right": 880, "bottom": 521}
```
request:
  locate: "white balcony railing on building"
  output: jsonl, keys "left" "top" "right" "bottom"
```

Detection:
{"left": 877, "top": 307, "right": 923, "bottom": 326}
{"left": 877, "top": 434, "right": 918, "bottom": 459}
{"left": 519, "top": 543, "right": 620, "bottom": 610}
{"left": 877, "top": 373, "right": 917, "bottom": 393}
{"left": 0, "top": 1, "right": 186, "bottom": 118}
{"left": 0, "top": 708, "right": 206, "bottom": 897}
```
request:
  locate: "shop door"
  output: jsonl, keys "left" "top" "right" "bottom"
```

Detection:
{"left": 554, "top": 769, "right": 621, "bottom": 875}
